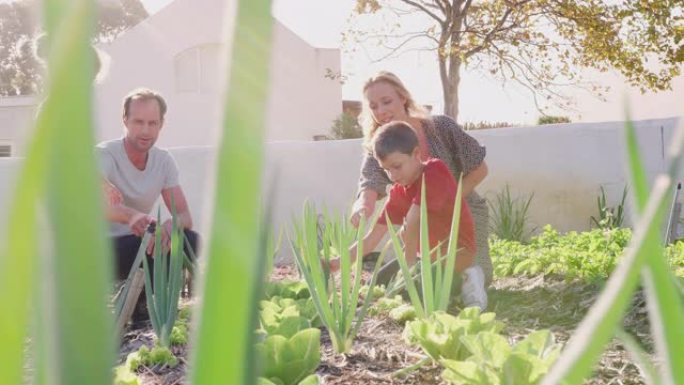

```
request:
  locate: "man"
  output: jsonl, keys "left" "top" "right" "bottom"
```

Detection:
{"left": 97, "top": 88, "right": 198, "bottom": 287}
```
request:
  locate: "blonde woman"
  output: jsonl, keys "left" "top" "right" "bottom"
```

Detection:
{"left": 352, "top": 71, "right": 491, "bottom": 309}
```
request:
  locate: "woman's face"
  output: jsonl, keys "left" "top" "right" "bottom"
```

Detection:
{"left": 364, "top": 81, "right": 409, "bottom": 125}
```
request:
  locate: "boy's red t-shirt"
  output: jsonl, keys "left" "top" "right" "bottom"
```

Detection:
{"left": 378, "top": 158, "right": 476, "bottom": 255}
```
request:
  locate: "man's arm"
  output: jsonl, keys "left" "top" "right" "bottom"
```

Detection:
{"left": 102, "top": 181, "right": 154, "bottom": 237}
{"left": 150, "top": 185, "right": 193, "bottom": 255}
{"left": 161, "top": 185, "right": 193, "bottom": 230}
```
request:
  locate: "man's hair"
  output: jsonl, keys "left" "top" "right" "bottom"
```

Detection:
{"left": 372, "top": 121, "right": 419, "bottom": 160}
{"left": 122, "top": 88, "right": 168, "bottom": 120}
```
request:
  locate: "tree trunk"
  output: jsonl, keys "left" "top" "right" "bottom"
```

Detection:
{"left": 441, "top": 56, "right": 461, "bottom": 121}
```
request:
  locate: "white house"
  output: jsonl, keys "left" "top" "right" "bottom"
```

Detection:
{"left": 95, "top": 0, "right": 342, "bottom": 146}
{"left": 0, "top": 0, "right": 343, "bottom": 155}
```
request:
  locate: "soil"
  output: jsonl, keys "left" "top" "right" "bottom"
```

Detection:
{"left": 120, "top": 267, "right": 652, "bottom": 384}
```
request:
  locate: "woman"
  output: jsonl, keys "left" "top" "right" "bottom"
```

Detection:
{"left": 351, "top": 71, "right": 492, "bottom": 308}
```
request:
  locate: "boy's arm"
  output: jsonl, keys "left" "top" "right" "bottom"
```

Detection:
{"left": 349, "top": 223, "right": 388, "bottom": 263}
{"left": 328, "top": 223, "right": 388, "bottom": 272}
{"left": 401, "top": 204, "right": 421, "bottom": 266}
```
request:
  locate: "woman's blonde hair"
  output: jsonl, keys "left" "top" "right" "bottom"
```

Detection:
{"left": 359, "top": 71, "right": 429, "bottom": 151}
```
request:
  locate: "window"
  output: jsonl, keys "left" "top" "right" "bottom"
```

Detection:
{"left": 174, "top": 44, "right": 222, "bottom": 94}
{"left": 0, "top": 143, "right": 12, "bottom": 157}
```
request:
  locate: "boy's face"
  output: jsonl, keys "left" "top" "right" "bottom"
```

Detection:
{"left": 377, "top": 148, "right": 423, "bottom": 187}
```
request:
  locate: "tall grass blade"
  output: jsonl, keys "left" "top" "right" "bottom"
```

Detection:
{"left": 630, "top": 118, "right": 684, "bottom": 384}
{"left": 541, "top": 114, "right": 684, "bottom": 385}
{"left": 439, "top": 174, "right": 463, "bottom": 311}
{"left": 419, "top": 177, "right": 434, "bottom": 313}
{"left": 38, "top": 1, "right": 115, "bottom": 383}
{"left": 386, "top": 214, "right": 425, "bottom": 319}
{"left": 188, "top": 0, "right": 273, "bottom": 383}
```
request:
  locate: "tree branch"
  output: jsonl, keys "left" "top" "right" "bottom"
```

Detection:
{"left": 398, "top": 0, "right": 445, "bottom": 24}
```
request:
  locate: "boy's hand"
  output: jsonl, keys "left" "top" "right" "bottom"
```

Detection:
{"left": 322, "top": 257, "right": 341, "bottom": 273}
{"left": 350, "top": 193, "right": 376, "bottom": 228}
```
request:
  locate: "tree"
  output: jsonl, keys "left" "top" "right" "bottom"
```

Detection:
{"left": 0, "top": 0, "right": 148, "bottom": 96}
{"left": 329, "top": 112, "right": 364, "bottom": 139}
{"left": 349, "top": 0, "right": 684, "bottom": 121}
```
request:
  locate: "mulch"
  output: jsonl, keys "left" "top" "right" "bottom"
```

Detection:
{"left": 120, "top": 267, "right": 651, "bottom": 384}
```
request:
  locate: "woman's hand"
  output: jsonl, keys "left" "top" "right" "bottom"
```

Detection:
{"left": 350, "top": 189, "right": 378, "bottom": 228}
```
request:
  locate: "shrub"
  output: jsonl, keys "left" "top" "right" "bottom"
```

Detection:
{"left": 329, "top": 112, "right": 363, "bottom": 139}
{"left": 537, "top": 115, "right": 571, "bottom": 125}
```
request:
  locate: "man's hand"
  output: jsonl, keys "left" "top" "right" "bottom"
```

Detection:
{"left": 129, "top": 212, "right": 155, "bottom": 238}
{"left": 147, "top": 219, "right": 174, "bottom": 256}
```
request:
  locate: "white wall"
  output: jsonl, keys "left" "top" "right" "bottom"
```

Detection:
{"left": 473, "top": 118, "right": 678, "bottom": 232}
{"left": 0, "top": 117, "right": 680, "bottom": 262}
{"left": 0, "top": 96, "right": 37, "bottom": 156}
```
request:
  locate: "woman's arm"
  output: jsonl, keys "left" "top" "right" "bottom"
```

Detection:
{"left": 352, "top": 152, "right": 391, "bottom": 227}
{"left": 460, "top": 161, "right": 488, "bottom": 198}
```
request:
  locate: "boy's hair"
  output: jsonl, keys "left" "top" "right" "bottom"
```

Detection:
{"left": 372, "top": 121, "right": 419, "bottom": 160}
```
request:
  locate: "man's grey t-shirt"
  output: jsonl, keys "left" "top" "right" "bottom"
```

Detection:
{"left": 96, "top": 138, "right": 180, "bottom": 237}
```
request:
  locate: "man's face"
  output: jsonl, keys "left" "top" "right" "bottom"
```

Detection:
{"left": 123, "top": 98, "right": 163, "bottom": 153}
{"left": 377, "top": 149, "right": 422, "bottom": 187}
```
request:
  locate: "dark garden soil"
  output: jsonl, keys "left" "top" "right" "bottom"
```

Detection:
{"left": 120, "top": 267, "right": 651, "bottom": 384}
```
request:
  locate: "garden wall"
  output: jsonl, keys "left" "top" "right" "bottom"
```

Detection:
{"left": 0, "top": 117, "right": 680, "bottom": 262}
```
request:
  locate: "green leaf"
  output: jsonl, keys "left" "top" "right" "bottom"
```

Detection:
{"left": 188, "top": 1, "right": 273, "bottom": 384}
{"left": 256, "top": 328, "right": 321, "bottom": 385}
{"left": 113, "top": 365, "right": 140, "bottom": 385}
{"left": 460, "top": 332, "right": 511, "bottom": 369}
{"left": 389, "top": 303, "right": 417, "bottom": 323}
{"left": 298, "top": 374, "right": 320, "bottom": 385}
{"left": 441, "top": 359, "right": 482, "bottom": 384}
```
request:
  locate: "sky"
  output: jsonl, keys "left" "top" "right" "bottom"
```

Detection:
{"left": 132, "top": 0, "right": 684, "bottom": 124}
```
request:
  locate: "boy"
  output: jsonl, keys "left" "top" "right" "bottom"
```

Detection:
{"left": 330, "top": 121, "right": 487, "bottom": 309}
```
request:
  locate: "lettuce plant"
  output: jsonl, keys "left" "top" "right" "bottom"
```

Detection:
{"left": 255, "top": 328, "right": 321, "bottom": 385}
{"left": 289, "top": 204, "right": 388, "bottom": 353}
{"left": 265, "top": 280, "right": 311, "bottom": 300}
{"left": 125, "top": 345, "right": 178, "bottom": 370}
{"left": 403, "top": 308, "right": 505, "bottom": 362}
{"left": 113, "top": 365, "right": 140, "bottom": 385}
{"left": 258, "top": 375, "right": 319, "bottom": 385}
{"left": 260, "top": 297, "right": 320, "bottom": 326}
{"left": 441, "top": 330, "right": 561, "bottom": 385}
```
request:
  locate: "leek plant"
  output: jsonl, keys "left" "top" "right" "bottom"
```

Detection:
{"left": 590, "top": 185, "right": 628, "bottom": 229}
{"left": 387, "top": 175, "right": 465, "bottom": 319}
{"left": 541, "top": 117, "right": 684, "bottom": 385}
{"left": 289, "top": 203, "right": 388, "bottom": 353}
{"left": 142, "top": 210, "right": 186, "bottom": 348}
{"left": 488, "top": 184, "right": 535, "bottom": 242}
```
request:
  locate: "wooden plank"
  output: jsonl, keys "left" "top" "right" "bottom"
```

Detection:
{"left": 115, "top": 268, "right": 145, "bottom": 336}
